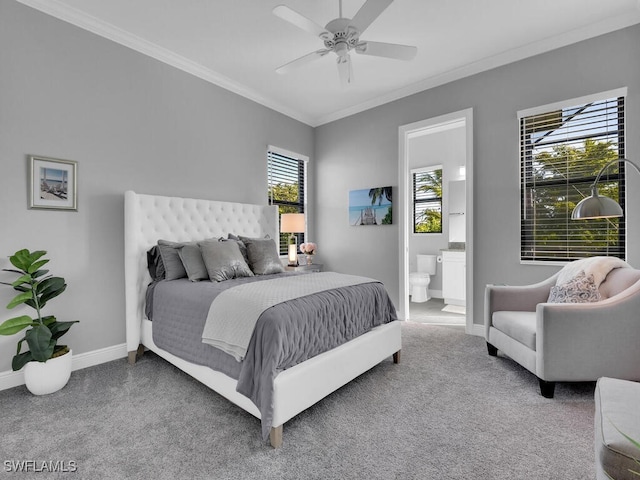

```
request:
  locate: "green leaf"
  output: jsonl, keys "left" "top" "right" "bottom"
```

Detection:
{"left": 10, "top": 249, "right": 32, "bottom": 271}
{"left": 24, "top": 299, "right": 37, "bottom": 309}
{"left": 50, "top": 321, "right": 78, "bottom": 340}
{"left": 2, "top": 269, "right": 24, "bottom": 275}
{"left": 42, "top": 315, "right": 56, "bottom": 326}
{"left": 12, "top": 351, "right": 33, "bottom": 371}
{"left": 0, "top": 316, "right": 36, "bottom": 336}
{"left": 31, "top": 269, "right": 49, "bottom": 279}
{"left": 16, "top": 337, "right": 26, "bottom": 355}
{"left": 9, "top": 285, "right": 30, "bottom": 293}
{"left": 6, "top": 291, "right": 34, "bottom": 309}
{"left": 27, "top": 259, "right": 49, "bottom": 274}
{"left": 25, "top": 325, "right": 54, "bottom": 362}
{"left": 11, "top": 274, "right": 32, "bottom": 287}
{"left": 37, "top": 276, "right": 66, "bottom": 298}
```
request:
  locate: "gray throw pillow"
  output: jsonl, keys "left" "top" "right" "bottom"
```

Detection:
{"left": 238, "top": 236, "right": 285, "bottom": 275}
{"left": 548, "top": 271, "right": 602, "bottom": 303}
{"left": 199, "top": 240, "right": 254, "bottom": 281}
{"left": 157, "top": 240, "right": 189, "bottom": 280}
{"left": 177, "top": 244, "right": 208, "bottom": 282}
{"left": 147, "top": 245, "right": 166, "bottom": 281}
{"left": 226, "top": 233, "right": 250, "bottom": 264}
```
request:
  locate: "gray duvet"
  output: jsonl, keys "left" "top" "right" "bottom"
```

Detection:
{"left": 149, "top": 271, "right": 397, "bottom": 440}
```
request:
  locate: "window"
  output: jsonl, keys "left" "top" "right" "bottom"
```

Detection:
{"left": 267, "top": 146, "right": 307, "bottom": 255}
{"left": 519, "top": 89, "right": 626, "bottom": 262}
{"left": 412, "top": 166, "right": 443, "bottom": 234}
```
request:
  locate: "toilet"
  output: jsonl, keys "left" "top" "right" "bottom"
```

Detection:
{"left": 409, "top": 254, "right": 437, "bottom": 303}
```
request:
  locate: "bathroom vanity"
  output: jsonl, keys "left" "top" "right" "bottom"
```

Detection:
{"left": 442, "top": 249, "right": 465, "bottom": 306}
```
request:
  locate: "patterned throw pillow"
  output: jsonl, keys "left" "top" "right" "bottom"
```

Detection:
{"left": 547, "top": 271, "right": 602, "bottom": 303}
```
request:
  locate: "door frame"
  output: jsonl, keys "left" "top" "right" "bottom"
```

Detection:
{"left": 398, "top": 108, "right": 475, "bottom": 334}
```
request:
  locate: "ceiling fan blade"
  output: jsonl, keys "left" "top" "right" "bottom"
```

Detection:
{"left": 337, "top": 54, "right": 352, "bottom": 86}
{"left": 273, "top": 5, "right": 331, "bottom": 40}
{"left": 355, "top": 41, "right": 417, "bottom": 61}
{"left": 349, "top": 0, "right": 393, "bottom": 35}
{"left": 276, "top": 49, "right": 330, "bottom": 74}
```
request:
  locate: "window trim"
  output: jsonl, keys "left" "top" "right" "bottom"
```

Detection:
{"left": 267, "top": 145, "right": 309, "bottom": 256}
{"left": 517, "top": 88, "right": 627, "bottom": 265}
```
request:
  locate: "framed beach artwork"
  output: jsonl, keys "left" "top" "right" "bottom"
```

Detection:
{"left": 29, "top": 155, "right": 78, "bottom": 211}
{"left": 349, "top": 186, "right": 393, "bottom": 226}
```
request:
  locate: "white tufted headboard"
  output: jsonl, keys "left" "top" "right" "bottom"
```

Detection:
{"left": 124, "top": 191, "right": 279, "bottom": 354}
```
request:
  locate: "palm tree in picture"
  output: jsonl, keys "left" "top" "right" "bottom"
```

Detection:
{"left": 368, "top": 187, "right": 393, "bottom": 225}
{"left": 368, "top": 187, "right": 392, "bottom": 205}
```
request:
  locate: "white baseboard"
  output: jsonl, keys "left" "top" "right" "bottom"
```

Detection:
{"left": 0, "top": 343, "right": 127, "bottom": 392}
{"left": 471, "top": 323, "right": 484, "bottom": 337}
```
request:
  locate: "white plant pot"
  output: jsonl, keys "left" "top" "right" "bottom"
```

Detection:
{"left": 24, "top": 349, "right": 72, "bottom": 395}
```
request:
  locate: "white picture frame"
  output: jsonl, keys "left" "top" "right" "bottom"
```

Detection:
{"left": 29, "top": 155, "right": 78, "bottom": 211}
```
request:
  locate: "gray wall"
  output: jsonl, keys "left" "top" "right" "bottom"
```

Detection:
{"left": 315, "top": 24, "right": 640, "bottom": 325}
{"left": 0, "top": 2, "right": 314, "bottom": 372}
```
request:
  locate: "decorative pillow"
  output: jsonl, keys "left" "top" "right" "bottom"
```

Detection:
{"left": 177, "top": 244, "right": 208, "bottom": 282}
{"left": 548, "top": 271, "right": 602, "bottom": 303}
{"left": 224, "top": 234, "right": 250, "bottom": 265}
{"left": 157, "top": 240, "right": 189, "bottom": 280}
{"left": 146, "top": 245, "right": 165, "bottom": 281}
{"left": 199, "top": 240, "right": 254, "bottom": 282}
{"left": 238, "top": 236, "right": 284, "bottom": 275}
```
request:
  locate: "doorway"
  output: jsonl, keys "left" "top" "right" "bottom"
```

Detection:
{"left": 398, "top": 109, "right": 474, "bottom": 333}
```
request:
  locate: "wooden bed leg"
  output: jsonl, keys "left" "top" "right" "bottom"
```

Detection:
{"left": 128, "top": 344, "right": 145, "bottom": 365}
{"left": 270, "top": 425, "right": 283, "bottom": 449}
{"left": 393, "top": 350, "right": 401, "bottom": 364}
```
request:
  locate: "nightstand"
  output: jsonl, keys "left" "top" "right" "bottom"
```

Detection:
{"left": 285, "top": 264, "right": 322, "bottom": 273}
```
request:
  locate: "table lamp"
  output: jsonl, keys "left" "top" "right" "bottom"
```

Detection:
{"left": 280, "top": 213, "right": 305, "bottom": 266}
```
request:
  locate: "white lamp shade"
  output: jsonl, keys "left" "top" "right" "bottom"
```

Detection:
{"left": 280, "top": 213, "right": 305, "bottom": 233}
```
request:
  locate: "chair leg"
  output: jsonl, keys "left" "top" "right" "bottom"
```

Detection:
{"left": 486, "top": 342, "right": 498, "bottom": 357}
{"left": 539, "top": 379, "right": 556, "bottom": 398}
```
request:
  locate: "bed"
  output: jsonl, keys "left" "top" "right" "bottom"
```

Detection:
{"left": 124, "top": 191, "right": 401, "bottom": 447}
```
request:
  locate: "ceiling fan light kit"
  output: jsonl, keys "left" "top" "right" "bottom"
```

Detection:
{"left": 273, "top": 0, "right": 418, "bottom": 86}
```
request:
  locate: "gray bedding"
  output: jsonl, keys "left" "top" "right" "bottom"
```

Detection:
{"left": 149, "top": 271, "right": 397, "bottom": 440}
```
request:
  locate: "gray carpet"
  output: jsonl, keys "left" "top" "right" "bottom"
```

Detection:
{"left": 1, "top": 323, "right": 596, "bottom": 479}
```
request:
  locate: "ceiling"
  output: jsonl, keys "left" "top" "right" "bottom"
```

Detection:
{"left": 17, "top": 0, "right": 640, "bottom": 126}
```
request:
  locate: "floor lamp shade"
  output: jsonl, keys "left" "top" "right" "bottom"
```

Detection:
{"left": 280, "top": 213, "right": 305, "bottom": 266}
{"left": 571, "top": 158, "right": 640, "bottom": 220}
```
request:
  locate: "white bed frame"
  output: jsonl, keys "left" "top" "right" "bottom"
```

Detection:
{"left": 124, "top": 191, "right": 401, "bottom": 447}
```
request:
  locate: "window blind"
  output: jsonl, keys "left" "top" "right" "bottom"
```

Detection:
{"left": 413, "top": 167, "right": 442, "bottom": 234}
{"left": 520, "top": 96, "right": 625, "bottom": 262}
{"left": 267, "top": 149, "right": 306, "bottom": 255}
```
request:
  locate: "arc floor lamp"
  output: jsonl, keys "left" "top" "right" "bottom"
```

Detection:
{"left": 571, "top": 158, "right": 640, "bottom": 220}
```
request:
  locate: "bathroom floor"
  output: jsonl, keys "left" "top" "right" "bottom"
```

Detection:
{"left": 408, "top": 298, "right": 465, "bottom": 325}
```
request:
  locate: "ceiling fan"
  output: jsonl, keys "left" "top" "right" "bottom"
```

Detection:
{"left": 273, "top": 0, "right": 417, "bottom": 86}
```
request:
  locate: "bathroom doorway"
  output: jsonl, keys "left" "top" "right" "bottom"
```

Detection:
{"left": 398, "top": 109, "right": 474, "bottom": 332}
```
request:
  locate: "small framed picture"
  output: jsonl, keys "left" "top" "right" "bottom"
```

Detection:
{"left": 29, "top": 155, "right": 78, "bottom": 211}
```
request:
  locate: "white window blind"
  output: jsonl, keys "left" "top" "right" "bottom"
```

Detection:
{"left": 267, "top": 148, "right": 306, "bottom": 255}
{"left": 413, "top": 166, "right": 442, "bottom": 234}
{"left": 520, "top": 93, "right": 626, "bottom": 262}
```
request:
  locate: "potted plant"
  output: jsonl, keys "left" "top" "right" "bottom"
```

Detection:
{"left": 0, "top": 249, "right": 78, "bottom": 395}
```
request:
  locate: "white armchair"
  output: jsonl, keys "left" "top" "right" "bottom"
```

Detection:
{"left": 485, "top": 266, "right": 640, "bottom": 398}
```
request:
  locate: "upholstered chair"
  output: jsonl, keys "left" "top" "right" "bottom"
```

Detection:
{"left": 485, "top": 265, "right": 640, "bottom": 398}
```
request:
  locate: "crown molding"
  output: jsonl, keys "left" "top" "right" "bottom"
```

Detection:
{"left": 16, "top": 0, "right": 316, "bottom": 126}
{"left": 314, "top": 11, "right": 640, "bottom": 126}
{"left": 16, "top": 0, "right": 640, "bottom": 128}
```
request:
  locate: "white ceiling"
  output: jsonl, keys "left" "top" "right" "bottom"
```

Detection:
{"left": 17, "top": 0, "right": 640, "bottom": 126}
